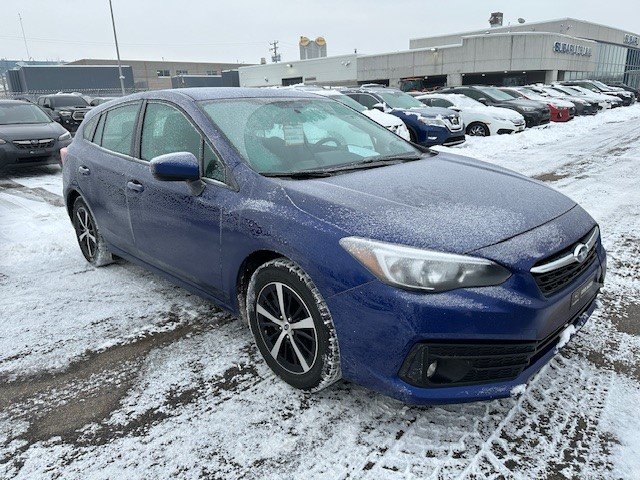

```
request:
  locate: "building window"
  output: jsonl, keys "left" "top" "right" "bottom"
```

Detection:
{"left": 176, "top": 69, "right": 189, "bottom": 75}
{"left": 157, "top": 69, "right": 170, "bottom": 77}
{"left": 206, "top": 70, "right": 219, "bottom": 76}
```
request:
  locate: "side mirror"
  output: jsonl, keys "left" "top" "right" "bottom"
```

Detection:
{"left": 371, "top": 103, "right": 385, "bottom": 112}
{"left": 150, "top": 152, "right": 200, "bottom": 182}
{"left": 450, "top": 106, "right": 462, "bottom": 112}
{"left": 477, "top": 98, "right": 488, "bottom": 105}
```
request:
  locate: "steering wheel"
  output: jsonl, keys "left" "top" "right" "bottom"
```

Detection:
{"left": 313, "top": 137, "right": 343, "bottom": 149}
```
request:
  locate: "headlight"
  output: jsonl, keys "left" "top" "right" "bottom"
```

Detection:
{"left": 0, "top": 138, "right": 6, "bottom": 145}
{"left": 521, "top": 106, "right": 535, "bottom": 112}
{"left": 59, "top": 110, "right": 72, "bottom": 117}
{"left": 340, "top": 237, "right": 511, "bottom": 292}
{"left": 418, "top": 116, "right": 446, "bottom": 127}
{"left": 58, "top": 132, "right": 71, "bottom": 141}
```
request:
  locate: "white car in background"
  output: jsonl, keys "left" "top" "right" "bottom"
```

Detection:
{"left": 312, "top": 89, "right": 411, "bottom": 141}
{"left": 416, "top": 93, "right": 525, "bottom": 136}
{"left": 551, "top": 85, "right": 615, "bottom": 109}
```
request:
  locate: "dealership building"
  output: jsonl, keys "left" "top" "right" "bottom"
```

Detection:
{"left": 238, "top": 18, "right": 640, "bottom": 90}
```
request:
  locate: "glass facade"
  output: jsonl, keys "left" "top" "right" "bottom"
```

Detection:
{"left": 561, "top": 42, "right": 640, "bottom": 88}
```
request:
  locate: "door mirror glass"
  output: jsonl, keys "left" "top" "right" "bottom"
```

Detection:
{"left": 150, "top": 152, "right": 200, "bottom": 181}
{"left": 477, "top": 97, "right": 488, "bottom": 105}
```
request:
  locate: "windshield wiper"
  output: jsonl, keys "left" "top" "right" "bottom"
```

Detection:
{"left": 261, "top": 170, "right": 334, "bottom": 179}
{"left": 323, "top": 153, "right": 424, "bottom": 173}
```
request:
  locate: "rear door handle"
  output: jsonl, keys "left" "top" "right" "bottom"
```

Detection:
{"left": 127, "top": 180, "right": 144, "bottom": 193}
{"left": 78, "top": 165, "right": 90, "bottom": 175}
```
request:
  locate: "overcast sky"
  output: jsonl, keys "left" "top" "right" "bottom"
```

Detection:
{"left": 1, "top": 0, "right": 639, "bottom": 64}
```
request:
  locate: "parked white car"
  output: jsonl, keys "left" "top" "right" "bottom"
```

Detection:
{"left": 550, "top": 85, "right": 614, "bottom": 109}
{"left": 312, "top": 89, "right": 411, "bottom": 141}
{"left": 417, "top": 93, "right": 525, "bottom": 136}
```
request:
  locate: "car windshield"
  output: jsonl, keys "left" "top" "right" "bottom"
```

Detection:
{"left": 318, "top": 93, "right": 366, "bottom": 112}
{"left": 50, "top": 95, "right": 89, "bottom": 108}
{"left": 200, "top": 97, "right": 420, "bottom": 175}
{"left": 0, "top": 103, "right": 52, "bottom": 125}
{"left": 376, "top": 90, "right": 425, "bottom": 109}
{"left": 476, "top": 87, "right": 516, "bottom": 101}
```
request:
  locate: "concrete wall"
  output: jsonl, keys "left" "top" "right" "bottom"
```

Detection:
{"left": 409, "top": 18, "right": 640, "bottom": 50}
{"left": 358, "top": 32, "right": 597, "bottom": 87}
{"left": 68, "top": 59, "right": 246, "bottom": 90}
{"left": 238, "top": 54, "right": 357, "bottom": 87}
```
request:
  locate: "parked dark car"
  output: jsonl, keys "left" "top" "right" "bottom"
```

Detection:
{"left": 63, "top": 88, "right": 605, "bottom": 404}
{"left": 560, "top": 80, "right": 635, "bottom": 106}
{"left": 608, "top": 82, "right": 640, "bottom": 101}
{"left": 341, "top": 87, "right": 466, "bottom": 147}
{"left": 526, "top": 85, "right": 599, "bottom": 116}
{"left": 0, "top": 100, "right": 72, "bottom": 172}
{"left": 37, "top": 94, "right": 92, "bottom": 132}
{"left": 439, "top": 86, "right": 551, "bottom": 127}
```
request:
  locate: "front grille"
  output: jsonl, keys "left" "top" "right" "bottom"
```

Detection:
{"left": 531, "top": 228, "right": 599, "bottom": 297}
{"left": 12, "top": 139, "right": 55, "bottom": 150}
{"left": 399, "top": 296, "right": 596, "bottom": 388}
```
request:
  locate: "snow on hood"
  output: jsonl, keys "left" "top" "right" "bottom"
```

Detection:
{"left": 363, "top": 108, "right": 404, "bottom": 128}
{"left": 281, "top": 152, "right": 576, "bottom": 254}
{"left": 483, "top": 106, "right": 525, "bottom": 121}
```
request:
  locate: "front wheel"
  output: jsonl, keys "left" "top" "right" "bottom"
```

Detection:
{"left": 72, "top": 197, "right": 114, "bottom": 266}
{"left": 466, "top": 122, "right": 490, "bottom": 137}
{"left": 247, "top": 258, "right": 341, "bottom": 392}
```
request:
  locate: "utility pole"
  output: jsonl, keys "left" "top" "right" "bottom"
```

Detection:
{"left": 108, "top": 0, "right": 126, "bottom": 96}
{"left": 269, "top": 40, "right": 281, "bottom": 63}
{"left": 18, "top": 13, "right": 32, "bottom": 61}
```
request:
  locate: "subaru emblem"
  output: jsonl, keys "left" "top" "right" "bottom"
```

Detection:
{"left": 573, "top": 243, "right": 589, "bottom": 263}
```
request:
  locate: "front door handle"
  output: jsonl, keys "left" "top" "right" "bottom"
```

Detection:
{"left": 127, "top": 180, "right": 144, "bottom": 193}
{"left": 78, "top": 165, "right": 90, "bottom": 175}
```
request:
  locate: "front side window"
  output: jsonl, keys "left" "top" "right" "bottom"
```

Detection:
{"left": 100, "top": 103, "right": 141, "bottom": 156}
{"left": 140, "top": 103, "right": 201, "bottom": 161}
{"left": 200, "top": 97, "right": 419, "bottom": 174}
{"left": 431, "top": 98, "right": 454, "bottom": 108}
{"left": 353, "top": 93, "right": 379, "bottom": 110}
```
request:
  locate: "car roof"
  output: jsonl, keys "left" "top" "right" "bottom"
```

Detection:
{"left": 141, "top": 87, "right": 321, "bottom": 102}
{"left": 0, "top": 99, "right": 32, "bottom": 106}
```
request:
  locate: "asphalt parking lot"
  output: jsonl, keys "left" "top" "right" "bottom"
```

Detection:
{"left": 1, "top": 105, "right": 639, "bottom": 479}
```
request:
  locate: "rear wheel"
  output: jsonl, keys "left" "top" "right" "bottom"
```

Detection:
{"left": 466, "top": 122, "right": 490, "bottom": 136}
{"left": 247, "top": 258, "right": 341, "bottom": 392}
{"left": 72, "top": 197, "right": 113, "bottom": 266}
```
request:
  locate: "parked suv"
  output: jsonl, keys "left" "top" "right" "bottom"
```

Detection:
{"left": 560, "top": 80, "right": 635, "bottom": 106}
{"left": 37, "top": 93, "right": 93, "bottom": 133}
{"left": 342, "top": 87, "right": 465, "bottom": 147}
{"left": 439, "top": 86, "right": 551, "bottom": 127}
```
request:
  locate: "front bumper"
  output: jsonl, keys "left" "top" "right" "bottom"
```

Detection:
{"left": 522, "top": 109, "right": 551, "bottom": 127}
{"left": 325, "top": 209, "right": 605, "bottom": 404}
{"left": 0, "top": 138, "right": 71, "bottom": 170}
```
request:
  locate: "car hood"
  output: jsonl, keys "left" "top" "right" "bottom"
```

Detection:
{"left": 0, "top": 122, "right": 66, "bottom": 141}
{"left": 281, "top": 152, "right": 576, "bottom": 254}
{"left": 497, "top": 98, "right": 548, "bottom": 110}
{"left": 393, "top": 106, "right": 455, "bottom": 118}
{"left": 53, "top": 105, "right": 91, "bottom": 112}
{"left": 363, "top": 109, "right": 404, "bottom": 127}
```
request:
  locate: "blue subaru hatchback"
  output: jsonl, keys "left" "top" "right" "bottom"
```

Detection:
{"left": 62, "top": 88, "right": 605, "bottom": 404}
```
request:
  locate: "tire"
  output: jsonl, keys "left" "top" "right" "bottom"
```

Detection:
{"left": 72, "top": 197, "right": 114, "bottom": 267}
{"left": 466, "top": 122, "right": 490, "bottom": 137}
{"left": 247, "top": 258, "right": 341, "bottom": 392}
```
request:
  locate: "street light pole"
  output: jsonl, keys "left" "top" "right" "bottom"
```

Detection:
{"left": 108, "top": 0, "right": 126, "bottom": 96}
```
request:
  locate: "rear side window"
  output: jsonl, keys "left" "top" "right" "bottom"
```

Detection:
{"left": 141, "top": 103, "right": 201, "bottom": 161}
{"left": 82, "top": 116, "right": 99, "bottom": 141}
{"left": 100, "top": 103, "right": 141, "bottom": 156}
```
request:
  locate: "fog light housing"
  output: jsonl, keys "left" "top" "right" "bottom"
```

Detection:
{"left": 426, "top": 361, "right": 438, "bottom": 378}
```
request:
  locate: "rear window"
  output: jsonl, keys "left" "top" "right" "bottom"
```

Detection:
{"left": 50, "top": 95, "right": 89, "bottom": 108}
{"left": 100, "top": 103, "right": 141, "bottom": 156}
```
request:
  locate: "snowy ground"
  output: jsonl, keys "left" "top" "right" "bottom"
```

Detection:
{"left": 1, "top": 106, "right": 639, "bottom": 479}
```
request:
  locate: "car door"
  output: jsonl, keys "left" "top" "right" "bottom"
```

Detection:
{"left": 81, "top": 102, "right": 142, "bottom": 251}
{"left": 125, "top": 101, "right": 231, "bottom": 299}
